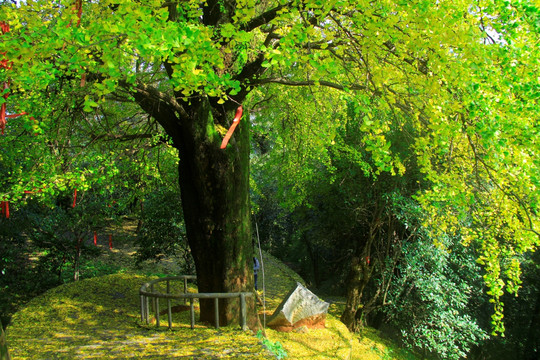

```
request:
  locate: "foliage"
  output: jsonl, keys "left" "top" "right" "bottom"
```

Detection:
{"left": 354, "top": 328, "right": 420, "bottom": 360}
{"left": 472, "top": 250, "right": 540, "bottom": 359}
{"left": 383, "top": 233, "right": 488, "bottom": 359}
{"left": 1, "top": 0, "right": 539, "bottom": 334}
{"left": 0, "top": 205, "right": 65, "bottom": 327}
{"left": 257, "top": 330, "right": 288, "bottom": 359}
{"left": 134, "top": 187, "right": 195, "bottom": 275}
{"left": 27, "top": 192, "right": 112, "bottom": 282}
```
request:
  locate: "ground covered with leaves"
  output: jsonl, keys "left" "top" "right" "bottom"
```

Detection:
{"left": 6, "top": 233, "right": 416, "bottom": 359}
{"left": 7, "top": 273, "right": 272, "bottom": 359}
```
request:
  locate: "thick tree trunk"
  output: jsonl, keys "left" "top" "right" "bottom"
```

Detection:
{"left": 175, "top": 98, "right": 256, "bottom": 327}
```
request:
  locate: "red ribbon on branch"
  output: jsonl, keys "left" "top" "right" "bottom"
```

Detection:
{"left": 220, "top": 106, "right": 243, "bottom": 149}
{"left": 0, "top": 22, "right": 8, "bottom": 34}
{"left": 72, "top": 189, "right": 77, "bottom": 208}
{"left": 0, "top": 82, "right": 8, "bottom": 135}
{"left": 75, "top": 0, "right": 82, "bottom": 26}
{"left": 66, "top": 0, "right": 86, "bottom": 86}
{"left": 1, "top": 201, "right": 9, "bottom": 218}
{"left": 1, "top": 22, "right": 10, "bottom": 135}
{"left": 0, "top": 22, "right": 33, "bottom": 134}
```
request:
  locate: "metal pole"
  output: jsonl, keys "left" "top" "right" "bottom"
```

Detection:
{"left": 184, "top": 277, "right": 188, "bottom": 304}
{"left": 240, "top": 293, "right": 247, "bottom": 331}
{"left": 140, "top": 295, "right": 145, "bottom": 322}
{"left": 190, "top": 298, "right": 195, "bottom": 330}
{"left": 166, "top": 279, "right": 172, "bottom": 329}
{"left": 156, "top": 297, "right": 160, "bottom": 327}
{"left": 145, "top": 296, "right": 150, "bottom": 324}
{"left": 214, "top": 298, "right": 219, "bottom": 329}
{"left": 167, "top": 299, "right": 172, "bottom": 330}
{"left": 150, "top": 284, "right": 155, "bottom": 312}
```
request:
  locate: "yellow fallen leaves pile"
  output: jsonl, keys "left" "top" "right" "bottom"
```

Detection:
{"left": 7, "top": 274, "right": 270, "bottom": 359}
{"left": 6, "top": 250, "right": 416, "bottom": 359}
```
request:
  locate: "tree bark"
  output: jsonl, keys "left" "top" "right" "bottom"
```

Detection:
{"left": 174, "top": 98, "right": 256, "bottom": 327}
{"left": 0, "top": 322, "right": 10, "bottom": 360}
{"left": 341, "top": 253, "right": 371, "bottom": 332}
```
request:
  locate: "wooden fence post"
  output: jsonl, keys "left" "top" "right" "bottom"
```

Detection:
{"left": 214, "top": 298, "right": 219, "bottom": 329}
{"left": 190, "top": 298, "right": 195, "bottom": 330}
{"left": 166, "top": 280, "right": 172, "bottom": 330}
{"left": 183, "top": 277, "right": 188, "bottom": 304}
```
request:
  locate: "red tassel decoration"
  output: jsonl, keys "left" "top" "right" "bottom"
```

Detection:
{"left": 72, "top": 189, "right": 77, "bottom": 208}
{"left": 93, "top": 231, "right": 97, "bottom": 246}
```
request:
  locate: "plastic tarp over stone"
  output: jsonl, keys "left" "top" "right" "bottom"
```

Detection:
{"left": 267, "top": 282, "right": 329, "bottom": 332}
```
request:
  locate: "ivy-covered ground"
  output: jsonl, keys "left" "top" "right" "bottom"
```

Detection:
{"left": 6, "top": 224, "right": 417, "bottom": 359}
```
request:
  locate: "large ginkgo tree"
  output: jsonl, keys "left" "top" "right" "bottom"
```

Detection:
{"left": 0, "top": 0, "right": 538, "bottom": 330}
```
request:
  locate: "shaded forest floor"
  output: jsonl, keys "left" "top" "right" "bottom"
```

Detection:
{"left": 5, "top": 220, "right": 417, "bottom": 359}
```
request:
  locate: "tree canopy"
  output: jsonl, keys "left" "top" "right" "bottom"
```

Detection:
{"left": 1, "top": 0, "right": 539, "bottom": 332}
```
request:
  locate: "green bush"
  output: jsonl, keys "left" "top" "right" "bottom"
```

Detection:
{"left": 134, "top": 188, "right": 194, "bottom": 275}
{"left": 383, "top": 235, "right": 488, "bottom": 359}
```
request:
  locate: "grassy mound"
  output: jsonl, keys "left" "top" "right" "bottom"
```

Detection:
{"left": 6, "top": 249, "right": 416, "bottom": 359}
{"left": 7, "top": 273, "right": 270, "bottom": 359}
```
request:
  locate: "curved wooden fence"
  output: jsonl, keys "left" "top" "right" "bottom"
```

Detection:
{"left": 139, "top": 275, "right": 253, "bottom": 330}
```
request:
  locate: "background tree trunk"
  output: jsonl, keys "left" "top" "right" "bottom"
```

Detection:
{"left": 0, "top": 322, "right": 10, "bottom": 360}
{"left": 341, "top": 254, "right": 371, "bottom": 332}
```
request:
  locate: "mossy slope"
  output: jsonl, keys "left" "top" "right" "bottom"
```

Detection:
{"left": 7, "top": 273, "right": 269, "bottom": 359}
{"left": 7, "top": 249, "right": 415, "bottom": 359}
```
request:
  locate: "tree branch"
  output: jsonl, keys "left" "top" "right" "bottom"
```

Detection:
{"left": 240, "top": 3, "right": 290, "bottom": 32}
{"left": 89, "top": 133, "right": 154, "bottom": 142}
{"left": 120, "top": 82, "right": 185, "bottom": 144}
{"left": 252, "top": 77, "right": 369, "bottom": 92}
{"left": 126, "top": 81, "right": 190, "bottom": 119}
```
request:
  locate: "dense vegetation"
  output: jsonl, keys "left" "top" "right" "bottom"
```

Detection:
{"left": 1, "top": 0, "right": 539, "bottom": 359}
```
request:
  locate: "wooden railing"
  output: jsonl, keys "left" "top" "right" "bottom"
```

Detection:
{"left": 139, "top": 275, "right": 253, "bottom": 331}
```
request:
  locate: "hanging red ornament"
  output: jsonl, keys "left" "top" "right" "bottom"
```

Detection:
{"left": 93, "top": 231, "right": 97, "bottom": 246}
{"left": 109, "top": 234, "right": 113, "bottom": 249}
